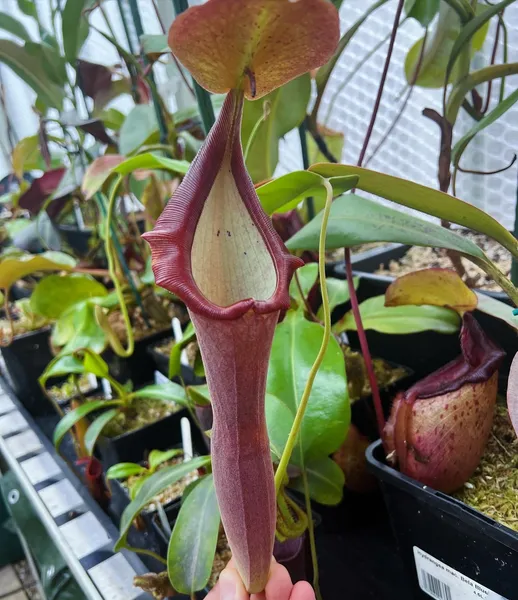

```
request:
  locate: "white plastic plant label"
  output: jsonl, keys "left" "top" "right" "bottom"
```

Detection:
{"left": 5, "top": 430, "right": 42, "bottom": 458}
{"left": 21, "top": 452, "right": 61, "bottom": 485}
{"left": 88, "top": 554, "right": 141, "bottom": 600}
{"left": 414, "top": 547, "right": 508, "bottom": 600}
{"left": 154, "top": 370, "right": 169, "bottom": 385}
{"left": 59, "top": 512, "right": 111, "bottom": 559}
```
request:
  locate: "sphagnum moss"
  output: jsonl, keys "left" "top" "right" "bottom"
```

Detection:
{"left": 454, "top": 403, "right": 518, "bottom": 532}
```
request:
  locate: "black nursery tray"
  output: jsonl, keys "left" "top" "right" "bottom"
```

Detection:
{"left": 367, "top": 439, "right": 518, "bottom": 600}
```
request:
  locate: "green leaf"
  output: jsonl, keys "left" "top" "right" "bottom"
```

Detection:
{"left": 442, "top": 0, "right": 475, "bottom": 22}
{"left": 307, "top": 127, "right": 345, "bottom": 166}
{"left": 0, "top": 40, "right": 65, "bottom": 110}
{"left": 476, "top": 293, "right": 518, "bottom": 331}
{"left": 83, "top": 350, "right": 110, "bottom": 379}
{"left": 106, "top": 463, "right": 146, "bottom": 480}
{"left": 53, "top": 400, "right": 120, "bottom": 450}
{"left": 291, "top": 458, "right": 345, "bottom": 505}
{"left": 119, "top": 105, "right": 159, "bottom": 156}
{"left": 84, "top": 409, "right": 119, "bottom": 455}
{"left": 265, "top": 393, "right": 297, "bottom": 463}
{"left": 186, "top": 384, "right": 211, "bottom": 407}
{"left": 115, "top": 455, "right": 211, "bottom": 550}
{"left": 52, "top": 301, "right": 107, "bottom": 355}
{"left": 404, "top": 3, "right": 489, "bottom": 88}
{"left": 17, "top": 0, "right": 37, "bottom": 18}
{"left": 39, "top": 353, "right": 85, "bottom": 390}
{"left": 30, "top": 274, "right": 107, "bottom": 320}
{"left": 0, "top": 251, "right": 75, "bottom": 291}
{"left": 140, "top": 34, "right": 169, "bottom": 60}
{"left": 267, "top": 310, "right": 349, "bottom": 462}
{"left": 62, "top": 0, "right": 89, "bottom": 64}
{"left": 0, "top": 12, "right": 32, "bottom": 41}
{"left": 334, "top": 295, "right": 461, "bottom": 335}
{"left": 445, "top": 0, "right": 514, "bottom": 89}
{"left": 256, "top": 171, "right": 358, "bottom": 215}
{"left": 241, "top": 74, "right": 311, "bottom": 183}
{"left": 98, "top": 108, "right": 126, "bottom": 131}
{"left": 446, "top": 63, "right": 518, "bottom": 125}
{"left": 315, "top": 0, "right": 389, "bottom": 98}
{"left": 289, "top": 263, "right": 318, "bottom": 308}
{"left": 148, "top": 449, "right": 183, "bottom": 471}
{"left": 317, "top": 277, "right": 359, "bottom": 320}
{"left": 404, "top": 0, "right": 440, "bottom": 26}
{"left": 82, "top": 153, "right": 190, "bottom": 200}
{"left": 167, "top": 475, "right": 220, "bottom": 595}
{"left": 25, "top": 41, "right": 67, "bottom": 87}
{"left": 286, "top": 193, "right": 486, "bottom": 259}
{"left": 452, "top": 88, "right": 518, "bottom": 167}
{"left": 308, "top": 166, "right": 518, "bottom": 259}
{"left": 169, "top": 323, "right": 196, "bottom": 379}
{"left": 130, "top": 381, "right": 188, "bottom": 407}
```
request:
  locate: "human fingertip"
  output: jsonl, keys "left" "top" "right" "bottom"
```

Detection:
{"left": 291, "top": 580, "right": 316, "bottom": 600}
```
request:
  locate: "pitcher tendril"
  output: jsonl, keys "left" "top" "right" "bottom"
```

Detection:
{"left": 274, "top": 177, "right": 334, "bottom": 494}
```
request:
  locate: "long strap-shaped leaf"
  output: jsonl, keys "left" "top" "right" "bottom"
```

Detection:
{"left": 167, "top": 474, "right": 221, "bottom": 595}
{"left": 308, "top": 163, "right": 518, "bottom": 258}
{"left": 452, "top": 87, "right": 518, "bottom": 167}
{"left": 446, "top": 62, "right": 518, "bottom": 123}
{"left": 115, "top": 455, "right": 211, "bottom": 550}
{"left": 441, "top": 0, "right": 475, "bottom": 22}
{"left": 445, "top": 0, "right": 515, "bottom": 87}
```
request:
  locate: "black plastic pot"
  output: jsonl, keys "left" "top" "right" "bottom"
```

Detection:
{"left": 332, "top": 241, "right": 513, "bottom": 304}
{"left": 345, "top": 277, "right": 516, "bottom": 392}
{"left": 147, "top": 338, "right": 205, "bottom": 385}
{"left": 367, "top": 439, "right": 518, "bottom": 600}
{"left": 104, "top": 329, "right": 172, "bottom": 388}
{"left": 326, "top": 243, "right": 408, "bottom": 279}
{"left": 108, "top": 458, "right": 186, "bottom": 528}
{"left": 96, "top": 404, "right": 207, "bottom": 468}
{"left": 351, "top": 363, "right": 415, "bottom": 441}
{"left": 0, "top": 328, "right": 58, "bottom": 416}
{"left": 57, "top": 223, "right": 94, "bottom": 256}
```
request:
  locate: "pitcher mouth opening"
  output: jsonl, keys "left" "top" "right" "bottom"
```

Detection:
{"left": 143, "top": 90, "right": 302, "bottom": 321}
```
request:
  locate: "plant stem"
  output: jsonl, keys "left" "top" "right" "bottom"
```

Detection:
{"left": 482, "top": 17, "right": 502, "bottom": 114}
{"left": 365, "top": 27, "right": 428, "bottom": 166}
{"left": 301, "top": 467, "right": 321, "bottom": 600}
{"left": 323, "top": 23, "right": 404, "bottom": 127}
{"left": 244, "top": 104, "right": 270, "bottom": 163}
{"left": 344, "top": 1, "right": 405, "bottom": 438}
{"left": 356, "top": 0, "right": 405, "bottom": 167}
{"left": 105, "top": 176, "right": 135, "bottom": 358}
{"left": 299, "top": 121, "right": 315, "bottom": 220}
{"left": 128, "top": 0, "right": 170, "bottom": 146}
{"left": 473, "top": 255, "right": 518, "bottom": 307}
{"left": 344, "top": 248, "right": 385, "bottom": 436}
{"left": 172, "top": 0, "right": 216, "bottom": 134}
{"left": 95, "top": 192, "right": 150, "bottom": 325}
{"left": 274, "top": 179, "right": 333, "bottom": 493}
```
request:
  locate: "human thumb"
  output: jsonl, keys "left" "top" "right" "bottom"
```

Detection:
{"left": 218, "top": 565, "right": 249, "bottom": 600}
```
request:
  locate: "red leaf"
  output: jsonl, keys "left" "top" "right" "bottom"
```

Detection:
{"left": 77, "top": 60, "right": 113, "bottom": 99}
{"left": 18, "top": 168, "right": 66, "bottom": 215}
